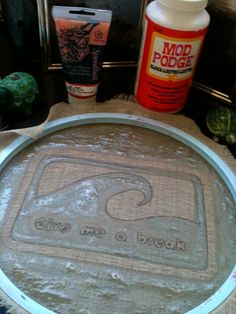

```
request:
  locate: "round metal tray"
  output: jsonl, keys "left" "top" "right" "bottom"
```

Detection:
{"left": 0, "top": 113, "right": 235, "bottom": 314}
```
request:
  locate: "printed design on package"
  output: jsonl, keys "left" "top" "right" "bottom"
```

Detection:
{"left": 147, "top": 33, "right": 203, "bottom": 81}
{"left": 57, "top": 23, "right": 98, "bottom": 63}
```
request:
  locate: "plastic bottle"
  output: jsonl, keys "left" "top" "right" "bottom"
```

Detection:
{"left": 135, "top": 0, "right": 210, "bottom": 112}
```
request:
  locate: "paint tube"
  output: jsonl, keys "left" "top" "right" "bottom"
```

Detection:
{"left": 52, "top": 6, "right": 112, "bottom": 104}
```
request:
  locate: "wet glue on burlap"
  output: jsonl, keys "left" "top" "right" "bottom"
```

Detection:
{"left": 135, "top": 0, "right": 210, "bottom": 112}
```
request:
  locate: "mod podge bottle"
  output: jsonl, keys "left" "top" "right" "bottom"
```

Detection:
{"left": 135, "top": 0, "right": 210, "bottom": 112}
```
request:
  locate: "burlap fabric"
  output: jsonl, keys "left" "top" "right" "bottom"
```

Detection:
{"left": 0, "top": 97, "right": 235, "bottom": 313}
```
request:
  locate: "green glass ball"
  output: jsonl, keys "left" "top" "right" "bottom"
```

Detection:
{"left": 0, "top": 72, "right": 38, "bottom": 113}
{"left": 206, "top": 107, "right": 236, "bottom": 145}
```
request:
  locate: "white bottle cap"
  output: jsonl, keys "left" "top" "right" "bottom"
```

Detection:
{"left": 158, "top": 0, "right": 208, "bottom": 11}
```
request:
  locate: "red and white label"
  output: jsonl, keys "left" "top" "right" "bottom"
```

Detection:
{"left": 135, "top": 16, "right": 208, "bottom": 112}
{"left": 148, "top": 34, "right": 203, "bottom": 81}
{"left": 66, "top": 82, "right": 98, "bottom": 99}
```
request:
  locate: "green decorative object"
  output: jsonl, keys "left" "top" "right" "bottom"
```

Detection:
{"left": 206, "top": 107, "right": 236, "bottom": 145}
{"left": 0, "top": 72, "right": 38, "bottom": 114}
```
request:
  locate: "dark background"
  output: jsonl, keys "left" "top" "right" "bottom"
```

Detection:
{"left": 0, "top": 1, "right": 235, "bottom": 158}
{"left": 0, "top": 4, "right": 235, "bottom": 138}
{"left": 1, "top": 0, "right": 236, "bottom": 103}
{"left": 0, "top": 2, "right": 235, "bottom": 148}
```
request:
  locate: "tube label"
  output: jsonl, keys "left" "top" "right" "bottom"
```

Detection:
{"left": 135, "top": 16, "right": 208, "bottom": 112}
{"left": 52, "top": 6, "right": 112, "bottom": 101}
